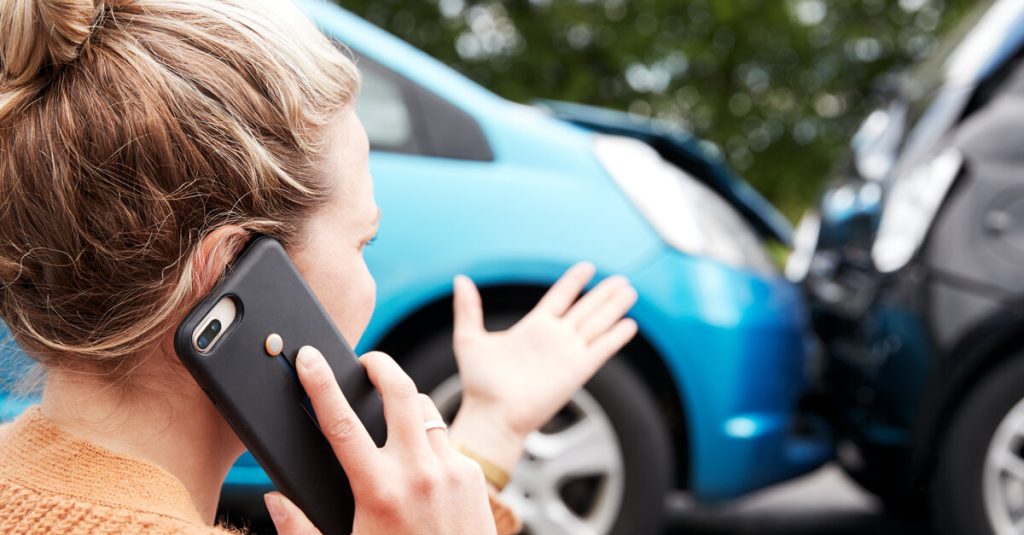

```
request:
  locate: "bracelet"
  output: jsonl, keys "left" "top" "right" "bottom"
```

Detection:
{"left": 451, "top": 441, "right": 511, "bottom": 491}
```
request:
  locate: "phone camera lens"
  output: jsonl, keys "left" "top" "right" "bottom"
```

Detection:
{"left": 196, "top": 319, "right": 223, "bottom": 351}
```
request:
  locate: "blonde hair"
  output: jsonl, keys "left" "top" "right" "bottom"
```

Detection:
{"left": 0, "top": 0, "right": 360, "bottom": 376}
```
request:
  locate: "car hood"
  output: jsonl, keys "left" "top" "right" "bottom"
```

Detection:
{"left": 536, "top": 100, "right": 793, "bottom": 246}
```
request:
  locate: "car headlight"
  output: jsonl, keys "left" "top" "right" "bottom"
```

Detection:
{"left": 872, "top": 148, "right": 963, "bottom": 273}
{"left": 593, "top": 135, "right": 776, "bottom": 275}
{"left": 851, "top": 105, "right": 907, "bottom": 182}
{"left": 785, "top": 209, "right": 821, "bottom": 283}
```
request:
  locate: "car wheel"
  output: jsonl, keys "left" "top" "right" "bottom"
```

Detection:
{"left": 932, "top": 355, "right": 1024, "bottom": 535}
{"left": 401, "top": 318, "right": 672, "bottom": 535}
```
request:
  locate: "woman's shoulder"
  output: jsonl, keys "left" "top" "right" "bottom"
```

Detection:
{"left": 0, "top": 406, "right": 238, "bottom": 534}
{"left": 0, "top": 478, "right": 235, "bottom": 534}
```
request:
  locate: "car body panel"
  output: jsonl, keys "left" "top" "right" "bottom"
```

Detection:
{"left": 627, "top": 247, "right": 828, "bottom": 499}
{"left": 355, "top": 149, "right": 663, "bottom": 351}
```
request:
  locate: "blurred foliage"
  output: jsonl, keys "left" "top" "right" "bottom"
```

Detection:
{"left": 337, "top": 0, "right": 979, "bottom": 219}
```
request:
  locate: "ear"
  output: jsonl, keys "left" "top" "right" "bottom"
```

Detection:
{"left": 157, "top": 225, "right": 252, "bottom": 378}
{"left": 189, "top": 225, "right": 251, "bottom": 302}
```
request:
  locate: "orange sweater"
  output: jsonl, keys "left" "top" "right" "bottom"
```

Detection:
{"left": 0, "top": 407, "right": 520, "bottom": 534}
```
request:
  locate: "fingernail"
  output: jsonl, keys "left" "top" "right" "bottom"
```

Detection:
{"left": 296, "top": 345, "right": 322, "bottom": 372}
{"left": 265, "top": 493, "right": 287, "bottom": 525}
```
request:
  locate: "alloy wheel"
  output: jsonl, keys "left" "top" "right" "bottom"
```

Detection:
{"left": 430, "top": 375, "right": 625, "bottom": 535}
{"left": 983, "top": 395, "right": 1024, "bottom": 534}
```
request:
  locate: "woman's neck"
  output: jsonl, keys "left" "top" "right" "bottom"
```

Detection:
{"left": 40, "top": 351, "right": 243, "bottom": 525}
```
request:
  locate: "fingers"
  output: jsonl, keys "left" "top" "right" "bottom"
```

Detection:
{"left": 577, "top": 281, "right": 638, "bottom": 343}
{"left": 265, "top": 492, "right": 321, "bottom": 535}
{"left": 358, "top": 351, "right": 428, "bottom": 451}
{"left": 588, "top": 318, "right": 639, "bottom": 364}
{"left": 453, "top": 275, "right": 485, "bottom": 342}
{"left": 295, "top": 346, "right": 378, "bottom": 481}
{"left": 564, "top": 274, "right": 630, "bottom": 328}
{"left": 418, "top": 394, "right": 452, "bottom": 455}
{"left": 534, "top": 261, "right": 596, "bottom": 316}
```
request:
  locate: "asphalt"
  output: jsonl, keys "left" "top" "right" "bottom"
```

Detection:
{"left": 663, "top": 463, "right": 932, "bottom": 535}
{"left": 228, "top": 463, "right": 934, "bottom": 534}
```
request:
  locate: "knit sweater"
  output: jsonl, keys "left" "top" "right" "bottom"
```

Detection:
{"left": 0, "top": 407, "right": 521, "bottom": 534}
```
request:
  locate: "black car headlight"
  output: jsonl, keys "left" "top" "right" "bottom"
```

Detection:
{"left": 872, "top": 148, "right": 963, "bottom": 273}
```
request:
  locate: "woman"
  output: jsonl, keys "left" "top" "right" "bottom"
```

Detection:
{"left": 0, "top": 0, "right": 640, "bottom": 533}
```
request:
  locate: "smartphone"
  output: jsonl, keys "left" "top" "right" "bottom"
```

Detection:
{"left": 174, "top": 236, "right": 384, "bottom": 534}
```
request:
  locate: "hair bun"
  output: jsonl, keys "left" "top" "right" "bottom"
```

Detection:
{"left": 1, "top": 0, "right": 104, "bottom": 87}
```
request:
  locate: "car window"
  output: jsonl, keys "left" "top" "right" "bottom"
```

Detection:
{"left": 346, "top": 51, "right": 493, "bottom": 161}
{"left": 356, "top": 63, "right": 415, "bottom": 150}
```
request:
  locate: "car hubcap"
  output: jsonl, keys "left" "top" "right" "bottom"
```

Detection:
{"left": 430, "top": 375, "right": 625, "bottom": 535}
{"left": 984, "top": 396, "right": 1024, "bottom": 534}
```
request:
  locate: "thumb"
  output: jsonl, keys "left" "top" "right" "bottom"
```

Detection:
{"left": 265, "top": 492, "right": 320, "bottom": 535}
{"left": 453, "top": 274, "right": 485, "bottom": 340}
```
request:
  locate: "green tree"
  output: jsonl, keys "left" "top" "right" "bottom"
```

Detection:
{"left": 338, "top": 0, "right": 977, "bottom": 219}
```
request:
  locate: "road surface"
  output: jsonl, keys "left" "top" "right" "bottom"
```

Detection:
{"left": 664, "top": 463, "right": 931, "bottom": 535}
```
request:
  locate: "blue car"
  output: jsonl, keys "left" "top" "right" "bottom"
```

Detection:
{"left": 0, "top": 1, "right": 830, "bottom": 533}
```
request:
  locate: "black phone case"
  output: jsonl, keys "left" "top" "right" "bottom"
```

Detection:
{"left": 174, "top": 236, "right": 384, "bottom": 534}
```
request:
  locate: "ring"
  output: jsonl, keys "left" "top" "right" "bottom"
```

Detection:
{"left": 423, "top": 419, "right": 448, "bottom": 432}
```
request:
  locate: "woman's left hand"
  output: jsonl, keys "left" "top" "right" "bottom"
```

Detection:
{"left": 447, "top": 262, "right": 638, "bottom": 474}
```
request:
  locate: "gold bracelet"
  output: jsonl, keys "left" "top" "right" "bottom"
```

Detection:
{"left": 451, "top": 441, "right": 511, "bottom": 491}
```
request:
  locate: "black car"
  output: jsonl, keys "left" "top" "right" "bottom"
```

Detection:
{"left": 788, "top": 1, "right": 1024, "bottom": 533}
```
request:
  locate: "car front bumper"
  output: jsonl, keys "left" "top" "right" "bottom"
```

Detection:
{"left": 627, "top": 247, "right": 832, "bottom": 501}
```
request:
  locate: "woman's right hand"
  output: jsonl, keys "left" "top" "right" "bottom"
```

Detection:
{"left": 265, "top": 346, "right": 496, "bottom": 535}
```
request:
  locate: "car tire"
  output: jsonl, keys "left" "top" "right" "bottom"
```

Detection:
{"left": 931, "top": 354, "right": 1024, "bottom": 535}
{"left": 400, "top": 315, "right": 672, "bottom": 535}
